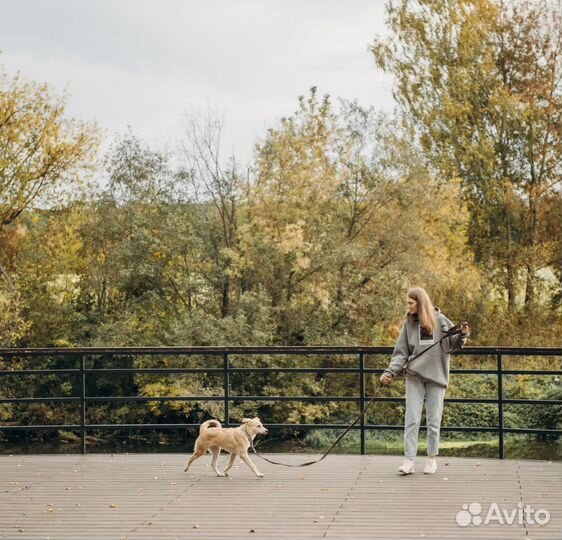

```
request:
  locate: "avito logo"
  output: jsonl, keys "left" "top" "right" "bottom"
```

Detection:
{"left": 456, "top": 502, "right": 550, "bottom": 527}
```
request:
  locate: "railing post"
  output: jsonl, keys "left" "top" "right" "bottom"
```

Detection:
{"left": 224, "top": 353, "right": 230, "bottom": 427}
{"left": 497, "top": 352, "right": 504, "bottom": 459}
{"left": 359, "top": 352, "right": 366, "bottom": 455}
{"left": 80, "top": 355, "right": 86, "bottom": 455}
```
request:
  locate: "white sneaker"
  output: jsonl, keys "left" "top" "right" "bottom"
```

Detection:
{"left": 424, "top": 456, "right": 437, "bottom": 474}
{"left": 398, "top": 459, "right": 415, "bottom": 475}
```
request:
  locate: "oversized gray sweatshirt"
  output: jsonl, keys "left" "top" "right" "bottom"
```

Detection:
{"left": 383, "top": 309, "right": 467, "bottom": 388}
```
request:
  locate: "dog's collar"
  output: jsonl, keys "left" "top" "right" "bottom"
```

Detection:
{"left": 242, "top": 424, "right": 253, "bottom": 445}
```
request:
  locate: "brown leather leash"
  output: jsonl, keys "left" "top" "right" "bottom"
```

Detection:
{"left": 247, "top": 394, "right": 379, "bottom": 468}
{"left": 247, "top": 322, "right": 466, "bottom": 468}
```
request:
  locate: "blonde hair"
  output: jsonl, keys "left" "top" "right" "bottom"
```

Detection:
{"left": 406, "top": 287, "right": 436, "bottom": 333}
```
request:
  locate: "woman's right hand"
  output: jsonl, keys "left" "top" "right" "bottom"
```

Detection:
{"left": 380, "top": 373, "right": 392, "bottom": 385}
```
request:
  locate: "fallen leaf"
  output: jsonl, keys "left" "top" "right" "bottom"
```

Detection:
{"left": 109, "top": 504, "right": 118, "bottom": 509}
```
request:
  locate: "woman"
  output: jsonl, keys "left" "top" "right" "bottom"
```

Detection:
{"left": 380, "top": 287, "right": 469, "bottom": 475}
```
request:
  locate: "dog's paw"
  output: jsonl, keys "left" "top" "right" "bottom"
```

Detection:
{"left": 223, "top": 471, "right": 229, "bottom": 477}
{"left": 216, "top": 472, "right": 226, "bottom": 477}
{"left": 256, "top": 473, "right": 264, "bottom": 478}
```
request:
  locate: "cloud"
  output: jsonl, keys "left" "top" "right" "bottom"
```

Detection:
{"left": 0, "top": 0, "right": 393, "bottom": 163}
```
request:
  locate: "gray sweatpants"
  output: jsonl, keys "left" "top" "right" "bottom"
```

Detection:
{"left": 404, "top": 374, "right": 446, "bottom": 459}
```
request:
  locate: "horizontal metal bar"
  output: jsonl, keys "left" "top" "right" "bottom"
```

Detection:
{"left": 0, "top": 424, "right": 82, "bottom": 431}
{"left": 503, "top": 399, "right": 562, "bottom": 405}
{"left": 227, "top": 367, "right": 360, "bottom": 373}
{"left": 1, "top": 423, "right": 560, "bottom": 436}
{"left": 363, "top": 368, "right": 501, "bottom": 375}
{"left": 0, "top": 346, "right": 560, "bottom": 356}
{"left": 84, "top": 368, "right": 224, "bottom": 375}
{"left": 0, "top": 369, "right": 80, "bottom": 376}
{"left": 84, "top": 423, "right": 202, "bottom": 430}
{"left": 226, "top": 396, "right": 503, "bottom": 404}
{"left": 0, "top": 347, "right": 392, "bottom": 356}
{"left": 2, "top": 367, "right": 560, "bottom": 377}
{"left": 83, "top": 367, "right": 361, "bottom": 374}
{"left": 502, "top": 370, "right": 562, "bottom": 375}
{"left": 84, "top": 396, "right": 225, "bottom": 403}
{"left": 1, "top": 395, "right": 560, "bottom": 406}
{"left": 0, "top": 397, "right": 81, "bottom": 404}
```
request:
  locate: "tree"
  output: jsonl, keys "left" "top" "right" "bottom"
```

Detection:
{"left": 0, "top": 68, "right": 98, "bottom": 344}
{"left": 246, "top": 88, "right": 469, "bottom": 344}
{"left": 178, "top": 110, "right": 242, "bottom": 319}
{"left": 0, "top": 70, "right": 99, "bottom": 227}
{"left": 372, "top": 0, "right": 562, "bottom": 310}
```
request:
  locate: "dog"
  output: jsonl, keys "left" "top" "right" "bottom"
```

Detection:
{"left": 184, "top": 417, "right": 268, "bottom": 478}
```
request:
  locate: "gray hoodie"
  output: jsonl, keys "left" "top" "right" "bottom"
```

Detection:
{"left": 383, "top": 308, "right": 467, "bottom": 388}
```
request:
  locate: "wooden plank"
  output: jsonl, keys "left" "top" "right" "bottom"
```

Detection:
{"left": 0, "top": 454, "right": 559, "bottom": 539}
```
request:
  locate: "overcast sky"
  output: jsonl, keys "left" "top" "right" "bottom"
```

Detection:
{"left": 0, "top": 0, "right": 394, "bottom": 163}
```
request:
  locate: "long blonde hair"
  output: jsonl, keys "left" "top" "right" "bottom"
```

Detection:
{"left": 406, "top": 287, "right": 436, "bottom": 333}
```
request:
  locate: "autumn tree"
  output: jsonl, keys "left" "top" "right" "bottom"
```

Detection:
{"left": 0, "top": 69, "right": 99, "bottom": 227}
{"left": 0, "top": 68, "right": 98, "bottom": 345}
{"left": 372, "top": 0, "right": 562, "bottom": 310}
{"left": 245, "top": 88, "right": 470, "bottom": 344}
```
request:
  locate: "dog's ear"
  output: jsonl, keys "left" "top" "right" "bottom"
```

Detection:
{"left": 242, "top": 418, "right": 252, "bottom": 424}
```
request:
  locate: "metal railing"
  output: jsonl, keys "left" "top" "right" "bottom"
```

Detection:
{"left": 0, "top": 346, "right": 561, "bottom": 458}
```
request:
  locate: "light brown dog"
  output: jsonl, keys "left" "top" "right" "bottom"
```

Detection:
{"left": 184, "top": 417, "right": 268, "bottom": 478}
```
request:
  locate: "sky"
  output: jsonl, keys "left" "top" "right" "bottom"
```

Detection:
{"left": 0, "top": 0, "right": 394, "bottom": 164}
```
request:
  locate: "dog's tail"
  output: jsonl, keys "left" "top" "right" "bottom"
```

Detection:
{"left": 199, "top": 419, "right": 221, "bottom": 433}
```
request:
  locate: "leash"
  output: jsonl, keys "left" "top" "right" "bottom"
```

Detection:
{"left": 400, "top": 321, "right": 466, "bottom": 373}
{"left": 247, "top": 322, "right": 467, "bottom": 468}
{"left": 246, "top": 394, "right": 379, "bottom": 468}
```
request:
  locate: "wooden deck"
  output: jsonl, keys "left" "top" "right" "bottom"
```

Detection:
{"left": 0, "top": 453, "right": 560, "bottom": 539}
